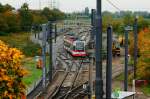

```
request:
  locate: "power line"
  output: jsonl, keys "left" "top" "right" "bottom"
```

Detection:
{"left": 106, "top": 0, "right": 122, "bottom": 12}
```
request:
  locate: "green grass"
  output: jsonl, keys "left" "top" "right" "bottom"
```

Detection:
{"left": 22, "top": 56, "right": 50, "bottom": 86}
{"left": 22, "top": 57, "right": 42, "bottom": 86}
{"left": 141, "top": 85, "right": 150, "bottom": 96}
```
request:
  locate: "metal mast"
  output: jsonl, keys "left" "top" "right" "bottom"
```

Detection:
{"left": 95, "top": 0, "right": 103, "bottom": 98}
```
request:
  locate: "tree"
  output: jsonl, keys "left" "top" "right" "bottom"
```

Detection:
{"left": 137, "top": 29, "right": 150, "bottom": 80}
{"left": 41, "top": 7, "right": 65, "bottom": 21}
{"left": 32, "top": 13, "right": 47, "bottom": 25}
{"left": 0, "top": 40, "right": 28, "bottom": 98}
{"left": 102, "top": 15, "right": 113, "bottom": 32}
{"left": 3, "top": 4, "right": 14, "bottom": 12}
{"left": 0, "top": 3, "right": 65, "bottom": 33}
{"left": 137, "top": 16, "right": 149, "bottom": 31}
{"left": 0, "top": 3, "right": 4, "bottom": 13}
{"left": 123, "top": 13, "right": 134, "bottom": 26}
{"left": 51, "top": 8, "right": 65, "bottom": 20}
{"left": 0, "top": 3, "right": 14, "bottom": 13}
{"left": 129, "top": 28, "right": 150, "bottom": 80}
{"left": 41, "top": 7, "right": 53, "bottom": 20}
{"left": 19, "top": 3, "right": 33, "bottom": 31}
{"left": 0, "top": 14, "right": 9, "bottom": 34}
{"left": 3, "top": 11, "right": 20, "bottom": 32}
{"left": 112, "top": 19, "right": 124, "bottom": 34}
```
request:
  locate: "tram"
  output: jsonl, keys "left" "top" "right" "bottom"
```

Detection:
{"left": 63, "top": 34, "right": 86, "bottom": 57}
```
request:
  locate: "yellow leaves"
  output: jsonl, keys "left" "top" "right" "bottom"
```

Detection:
{"left": 132, "top": 28, "right": 150, "bottom": 79}
{"left": 7, "top": 81, "right": 13, "bottom": 88}
{"left": 21, "top": 69, "right": 29, "bottom": 76}
{"left": 0, "top": 40, "right": 27, "bottom": 98}
{"left": 0, "top": 40, "right": 24, "bottom": 65}
{"left": 9, "top": 48, "right": 24, "bottom": 64}
{"left": 17, "top": 69, "right": 29, "bottom": 77}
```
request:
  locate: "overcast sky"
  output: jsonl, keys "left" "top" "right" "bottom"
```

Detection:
{"left": 1, "top": 0, "right": 150, "bottom": 12}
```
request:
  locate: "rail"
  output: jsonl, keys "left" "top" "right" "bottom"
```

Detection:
{"left": 49, "top": 54, "right": 83, "bottom": 99}
{"left": 27, "top": 25, "right": 91, "bottom": 98}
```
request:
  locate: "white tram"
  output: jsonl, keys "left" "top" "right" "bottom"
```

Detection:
{"left": 63, "top": 34, "right": 86, "bottom": 57}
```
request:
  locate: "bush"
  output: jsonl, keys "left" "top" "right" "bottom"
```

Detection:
{"left": 0, "top": 40, "right": 28, "bottom": 98}
{"left": 22, "top": 41, "right": 41, "bottom": 57}
{"left": 0, "top": 32, "right": 9, "bottom": 36}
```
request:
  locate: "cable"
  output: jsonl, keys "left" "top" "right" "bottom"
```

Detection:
{"left": 106, "top": 0, "right": 122, "bottom": 12}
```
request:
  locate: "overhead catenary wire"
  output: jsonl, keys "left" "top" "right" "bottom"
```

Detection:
{"left": 106, "top": 0, "right": 122, "bottom": 12}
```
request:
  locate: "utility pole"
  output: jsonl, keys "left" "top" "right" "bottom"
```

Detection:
{"left": 134, "top": 17, "right": 138, "bottom": 79}
{"left": 55, "top": 24, "right": 57, "bottom": 43}
{"left": 88, "top": 9, "right": 96, "bottom": 99}
{"left": 95, "top": 0, "right": 103, "bottom": 98}
{"left": 124, "top": 26, "right": 132, "bottom": 91}
{"left": 91, "top": 9, "right": 96, "bottom": 44}
{"left": 106, "top": 26, "right": 113, "bottom": 99}
{"left": 42, "top": 24, "right": 47, "bottom": 91}
{"left": 48, "top": 22, "right": 53, "bottom": 82}
{"left": 124, "top": 26, "right": 129, "bottom": 91}
{"left": 88, "top": 57, "right": 92, "bottom": 99}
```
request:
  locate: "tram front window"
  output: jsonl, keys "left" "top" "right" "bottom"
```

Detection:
{"left": 76, "top": 42, "right": 84, "bottom": 51}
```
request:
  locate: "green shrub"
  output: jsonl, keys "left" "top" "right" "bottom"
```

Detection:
{"left": 0, "top": 32, "right": 9, "bottom": 36}
{"left": 22, "top": 41, "right": 41, "bottom": 57}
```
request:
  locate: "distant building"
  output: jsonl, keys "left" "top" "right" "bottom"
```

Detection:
{"left": 85, "top": 7, "right": 89, "bottom": 16}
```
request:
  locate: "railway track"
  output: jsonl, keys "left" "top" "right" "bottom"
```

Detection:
{"left": 48, "top": 52, "right": 85, "bottom": 99}
{"left": 27, "top": 25, "right": 92, "bottom": 99}
{"left": 58, "top": 81, "right": 89, "bottom": 99}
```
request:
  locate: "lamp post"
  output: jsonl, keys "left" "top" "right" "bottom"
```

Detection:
{"left": 124, "top": 26, "right": 133, "bottom": 91}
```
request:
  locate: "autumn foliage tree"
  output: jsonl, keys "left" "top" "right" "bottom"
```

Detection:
{"left": 136, "top": 29, "right": 150, "bottom": 80}
{"left": 129, "top": 28, "right": 150, "bottom": 80}
{"left": 0, "top": 3, "right": 65, "bottom": 35}
{"left": 0, "top": 40, "right": 28, "bottom": 98}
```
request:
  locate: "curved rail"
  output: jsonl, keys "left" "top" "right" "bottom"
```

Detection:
{"left": 27, "top": 25, "right": 91, "bottom": 98}
{"left": 58, "top": 60, "right": 83, "bottom": 99}
{"left": 49, "top": 57, "right": 83, "bottom": 99}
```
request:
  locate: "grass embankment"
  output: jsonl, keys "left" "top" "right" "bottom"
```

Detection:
{"left": 22, "top": 57, "right": 50, "bottom": 86}
{"left": 0, "top": 32, "right": 40, "bottom": 56}
{"left": 0, "top": 33, "right": 50, "bottom": 86}
{"left": 22, "top": 57, "right": 42, "bottom": 86}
